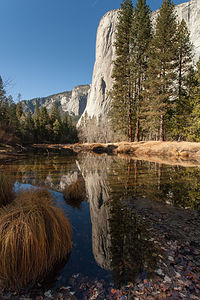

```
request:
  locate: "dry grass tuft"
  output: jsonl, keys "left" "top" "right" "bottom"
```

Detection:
{"left": 0, "top": 188, "right": 72, "bottom": 290}
{"left": 0, "top": 174, "right": 15, "bottom": 207}
{"left": 64, "top": 178, "right": 86, "bottom": 209}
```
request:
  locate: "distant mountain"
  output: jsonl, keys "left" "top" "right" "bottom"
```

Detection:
{"left": 21, "top": 84, "right": 90, "bottom": 117}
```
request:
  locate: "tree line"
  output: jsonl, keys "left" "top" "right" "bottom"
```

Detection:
{"left": 0, "top": 79, "right": 78, "bottom": 144}
{"left": 110, "top": 0, "right": 200, "bottom": 142}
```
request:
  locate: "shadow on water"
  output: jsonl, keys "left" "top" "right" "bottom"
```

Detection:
{"left": 0, "top": 153, "right": 199, "bottom": 294}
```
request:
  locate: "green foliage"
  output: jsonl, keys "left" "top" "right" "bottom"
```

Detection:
{"left": 187, "top": 59, "right": 200, "bottom": 141}
{"left": 130, "top": 0, "right": 152, "bottom": 141}
{"left": 110, "top": 0, "right": 152, "bottom": 141}
{"left": 0, "top": 79, "right": 79, "bottom": 144}
{"left": 110, "top": 0, "right": 198, "bottom": 142}
{"left": 110, "top": 0, "right": 133, "bottom": 140}
{"left": 144, "top": 0, "right": 178, "bottom": 141}
{"left": 175, "top": 19, "right": 193, "bottom": 99}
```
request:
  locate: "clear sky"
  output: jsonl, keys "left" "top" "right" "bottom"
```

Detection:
{"left": 0, "top": 0, "right": 187, "bottom": 100}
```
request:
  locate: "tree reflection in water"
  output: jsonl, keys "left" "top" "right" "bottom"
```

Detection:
{"left": 1, "top": 154, "right": 200, "bottom": 290}
{"left": 108, "top": 159, "right": 158, "bottom": 288}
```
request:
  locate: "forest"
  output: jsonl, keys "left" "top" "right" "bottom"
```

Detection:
{"left": 0, "top": 78, "right": 78, "bottom": 144}
{"left": 1, "top": 0, "right": 200, "bottom": 145}
{"left": 110, "top": 0, "right": 200, "bottom": 142}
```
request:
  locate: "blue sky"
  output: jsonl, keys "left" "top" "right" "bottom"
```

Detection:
{"left": 0, "top": 0, "right": 187, "bottom": 100}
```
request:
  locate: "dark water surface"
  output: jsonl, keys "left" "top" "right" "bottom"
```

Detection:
{"left": 0, "top": 153, "right": 200, "bottom": 293}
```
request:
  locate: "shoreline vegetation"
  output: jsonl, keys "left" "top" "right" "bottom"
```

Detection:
{"left": 2, "top": 140, "right": 200, "bottom": 166}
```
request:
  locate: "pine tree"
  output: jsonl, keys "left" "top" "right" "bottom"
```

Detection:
{"left": 16, "top": 102, "right": 23, "bottom": 120}
{"left": 110, "top": 0, "right": 133, "bottom": 141}
{"left": 24, "top": 111, "right": 35, "bottom": 142}
{"left": 7, "top": 102, "right": 20, "bottom": 136}
{"left": 187, "top": 59, "right": 200, "bottom": 141}
{"left": 62, "top": 112, "right": 69, "bottom": 141}
{"left": 169, "top": 19, "right": 193, "bottom": 140}
{"left": 176, "top": 19, "right": 193, "bottom": 99}
{"left": 33, "top": 102, "right": 41, "bottom": 142}
{"left": 39, "top": 107, "right": 50, "bottom": 141}
{"left": 0, "top": 76, "right": 7, "bottom": 124}
{"left": 53, "top": 119, "right": 62, "bottom": 142}
{"left": 144, "top": 0, "right": 178, "bottom": 141}
{"left": 0, "top": 76, "right": 6, "bottom": 100}
{"left": 130, "top": 0, "right": 151, "bottom": 141}
{"left": 51, "top": 101, "right": 62, "bottom": 125}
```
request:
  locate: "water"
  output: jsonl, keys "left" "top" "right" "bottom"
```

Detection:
{"left": 0, "top": 153, "right": 200, "bottom": 293}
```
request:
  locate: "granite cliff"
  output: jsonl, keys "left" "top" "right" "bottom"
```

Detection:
{"left": 78, "top": 0, "right": 200, "bottom": 138}
{"left": 21, "top": 0, "right": 200, "bottom": 132}
{"left": 21, "top": 84, "right": 90, "bottom": 117}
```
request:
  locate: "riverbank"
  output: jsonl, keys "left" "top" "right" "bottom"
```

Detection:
{"left": 70, "top": 140, "right": 200, "bottom": 159}
{"left": 33, "top": 141, "right": 200, "bottom": 167}
{"left": 0, "top": 146, "right": 200, "bottom": 299}
{"left": 2, "top": 141, "right": 200, "bottom": 163}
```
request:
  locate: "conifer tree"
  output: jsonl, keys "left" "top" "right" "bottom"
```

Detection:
{"left": 39, "top": 107, "right": 50, "bottom": 141}
{"left": 170, "top": 19, "right": 193, "bottom": 139}
{"left": 0, "top": 76, "right": 7, "bottom": 123}
{"left": 53, "top": 119, "right": 62, "bottom": 142}
{"left": 8, "top": 102, "right": 20, "bottom": 135}
{"left": 33, "top": 102, "right": 41, "bottom": 141}
{"left": 110, "top": 0, "right": 133, "bottom": 141}
{"left": 130, "top": 0, "right": 151, "bottom": 141}
{"left": 176, "top": 19, "right": 193, "bottom": 99}
{"left": 23, "top": 111, "right": 35, "bottom": 142}
{"left": 62, "top": 112, "right": 69, "bottom": 141}
{"left": 51, "top": 101, "right": 62, "bottom": 125}
{"left": 187, "top": 59, "right": 200, "bottom": 141}
{"left": 0, "top": 76, "right": 6, "bottom": 100}
{"left": 16, "top": 102, "right": 23, "bottom": 120}
{"left": 144, "top": 0, "right": 177, "bottom": 141}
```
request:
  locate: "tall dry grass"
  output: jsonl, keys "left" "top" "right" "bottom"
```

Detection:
{"left": 64, "top": 178, "right": 86, "bottom": 209}
{"left": 0, "top": 188, "right": 72, "bottom": 290}
{"left": 0, "top": 174, "right": 15, "bottom": 207}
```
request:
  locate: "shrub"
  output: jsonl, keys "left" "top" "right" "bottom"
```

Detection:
{"left": 0, "top": 125, "right": 20, "bottom": 145}
{"left": 64, "top": 178, "right": 86, "bottom": 209}
{"left": 0, "top": 188, "right": 72, "bottom": 290}
{"left": 0, "top": 174, "right": 15, "bottom": 207}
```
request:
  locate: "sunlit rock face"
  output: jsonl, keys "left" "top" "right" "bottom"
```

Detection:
{"left": 77, "top": 154, "right": 112, "bottom": 270}
{"left": 21, "top": 85, "right": 90, "bottom": 117}
{"left": 176, "top": 0, "right": 200, "bottom": 63}
{"left": 78, "top": 10, "right": 118, "bottom": 122}
{"left": 78, "top": 0, "right": 200, "bottom": 127}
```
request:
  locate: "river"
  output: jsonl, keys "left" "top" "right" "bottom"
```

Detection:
{"left": 0, "top": 153, "right": 199, "bottom": 299}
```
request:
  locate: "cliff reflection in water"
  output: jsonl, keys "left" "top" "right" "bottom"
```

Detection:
{"left": 78, "top": 154, "right": 157, "bottom": 287}
{"left": 1, "top": 153, "right": 200, "bottom": 288}
{"left": 78, "top": 154, "right": 200, "bottom": 286}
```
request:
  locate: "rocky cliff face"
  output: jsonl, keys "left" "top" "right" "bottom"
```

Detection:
{"left": 78, "top": 10, "right": 118, "bottom": 125}
{"left": 78, "top": 0, "right": 200, "bottom": 128}
{"left": 22, "top": 84, "right": 90, "bottom": 117}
